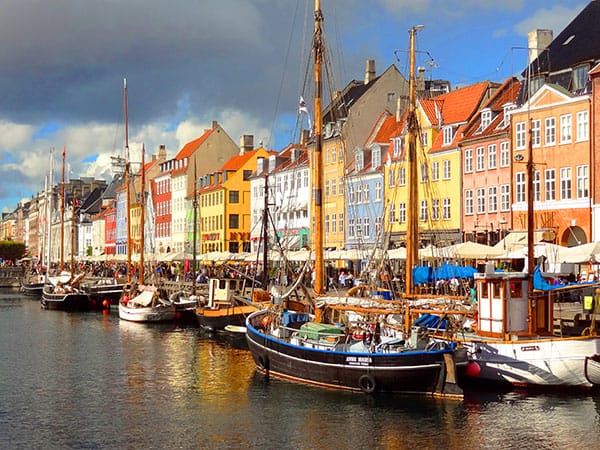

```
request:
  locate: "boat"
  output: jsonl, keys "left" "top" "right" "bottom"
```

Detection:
{"left": 117, "top": 80, "right": 175, "bottom": 323}
{"left": 195, "top": 277, "right": 266, "bottom": 331}
{"left": 433, "top": 74, "right": 600, "bottom": 392}
{"left": 81, "top": 276, "right": 127, "bottom": 309}
{"left": 41, "top": 148, "right": 90, "bottom": 311}
{"left": 245, "top": 7, "right": 466, "bottom": 397}
{"left": 21, "top": 273, "right": 45, "bottom": 296}
{"left": 119, "top": 283, "right": 176, "bottom": 322}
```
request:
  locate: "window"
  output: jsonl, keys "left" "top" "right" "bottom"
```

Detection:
{"left": 243, "top": 170, "right": 252, "bottom": 180}
{"left": 501, "top": 184, "right": 510, "bottom": 211}
{"left": 389, "top": 168, "right": 396, "bottom": 187}
{"left": 355, "top": 152, "right": 364, "bottom": 171}
{"left": 516, "top": 121, "right": 526, "bottom": 150}
{"left": 372, "top": 147, "right": 381, "bottom": 168}
{"left": 572, "top": 63, "right": 589, "bottom": 91}
{"left": 393, "top": 137, "right": 403, "bottom": 157}
{"left": 325, "top": 180, "right": 330, "bottom": 197}
{"left": 481, "top": 109, "right": 492, "bottom": 129}
{"left": 486, "top": 144, "right": 497, "bottom": 169}
{"left": 229, "top": 214, "right": 239, "bottom": 229}
{"left": 339, "top": 213, "right": 344, "bottom": 232}
{"left": 533, "top": 170, "right": 541, "bottom": 202}
{"left": 464, "top": 149, "right": 473, "bottom": 173}
{"left": 349, "top": 185, "right": 355, "bottom": 204}
{"left": 545, "top": 169, "right": 556, "bottom": 201}
{"left": 443, "top": 198, "right": 451, "bottom": 220}
{"left": 389, "top": 204, "right": 396, "bottom": 223}
{"left": 420, "top": 163, "right": 428, "bottom": 183}
{"left": 364, "top": 184, "right": 370, "bottom": 203}
{"left": 443, "top": 126, "right": 454, "bottom": 146}
{"left": 421, "top": 132, "right": 428, "bottom": 147}
{"left": 560, "top": 167, "right": 572, "bottom": 200}
{"left": 531, "top": 119, "right": 541, "bottom": 148}
{"left": 331, "top": 178, "right": 336, "bottom": 196}
{"left": 577, "top": 165, "right": 589, "bottom": 199}
{"left": 488, "top": 186, "right": 497, "bottom": 212}
{"left": 375, "top": 181, "right": 382, "bottom": 201}
{"left": 363, "top": 217, "right": 370, "bottom": 238}
{"left": 577, "top": 111, "right": 589, "bottom": 142}
{"left": 398, "top": 167, "right": 406, "bottom": 186}
{"left": 348, "top": 218, "right": 354, "bottom": 237}
{"left": 375, "top": 216, "right": 382, "bottom": 238}
{"left": 398, "top": 203, "right": 406, "bottom": 223}
{"left": 516, "top": 172, "right": 526, "bottom": 203}
{"left": 420, "top": 200, "right": 428, "bottom": 221}
{"left": 229, "top": 191, "right": 239, "bottom": 203}
{"left": 443, "top": 160, "right": 451, "bottom": 179}
{"left": 465, "top": 190, "right": 473, "bottom": 215}
{"left": 324, "top": 215, "right": 329, "bottom": 233}
{"left": 431, "top": 199, "right": 439, "bottom": 221}
{"left": 545, "top": 117, "right": 556, "bottom": 146}
{"left": 500, "top": 142, "right": 510, "bottom": 167}
{"left": 432, "top": 161, "right": 439, "bottom": 181}
{"left": 476, "top": 147, "right": 485, "bottom": 171}
{"left": 477, "top": 188, "right": 486, "bottom": 214}
{"left": 560, "top": 114, "right": 572, "bottom": 143}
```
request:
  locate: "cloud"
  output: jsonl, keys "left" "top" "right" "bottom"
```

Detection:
{"left": 514, "top": 3, "right": 587, "bottom": 36}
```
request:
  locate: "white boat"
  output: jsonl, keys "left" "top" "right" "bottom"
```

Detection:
{"left": 119, "top": 284, "right": 176, "bottom": 323}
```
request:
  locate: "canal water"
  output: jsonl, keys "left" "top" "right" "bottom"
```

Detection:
{"left": 1, "top": 290, "right": 599, "bottom": 449}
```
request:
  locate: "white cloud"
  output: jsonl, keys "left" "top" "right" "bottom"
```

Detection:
{"left": 514, "top": 4, "right": 587, "bottom": 37}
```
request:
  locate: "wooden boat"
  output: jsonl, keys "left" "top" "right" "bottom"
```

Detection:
{"left": 195, "top": 277, "right": 264, "bottom": 331}
{"left": 169, "top": 290, "right": 200, "bottom": 322}
{"left": 21, "top": 274, "right": 45, "bottom": 296}
{"left": 119, "top": 284, "right": 176, "bottom": 322}
{"left": 246, "top": 8, "right": 466, "bottom": 397}
{"left": 81, "top": 277, "right": 128, "bottom": 309}
{"left": 41, "top": 272, "right": 90, "bottom": 311}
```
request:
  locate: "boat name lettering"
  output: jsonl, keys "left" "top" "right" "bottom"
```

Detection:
{"left": 345, "top": 356, "right": 372, "bottom": 365}
{"left": 520, "top": 345, "right": 540, "bottom": 352}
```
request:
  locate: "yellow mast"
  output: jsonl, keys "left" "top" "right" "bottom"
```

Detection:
{"left": 405, "top": 25, "right": 423, "bottom": 297}
{"left": 313, "top": 0, "right": 324, "bottom": 296}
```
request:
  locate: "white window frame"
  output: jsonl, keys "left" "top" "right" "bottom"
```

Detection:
{"left": 545, "top": 117, "right": 556, "bottom": 146}
{"left": 560, "top": 167, "right": 572, "bottom": 200}
{"left": 515, "top": 121, "right": 526, "bottom": 150}
{"left": 464, "top": 149, "right": 473, "bottom": 173}
{"left": 476, "top": 146, "right": 485, "bottom": 171}
{"left": 516, "top": 172, "right": 526, "bottom": 203}
{"left": 500, "top": 141, "right": 510, "bottom": 167}
{"left": 560, "top": 114, "right": 572, "bottom": 143}
{"left": 577, "top": 111, "right": 589, "bottom": 142}
{"left": 465, "top": 189, "right": 474, "bottom": 215}
{"left": 488, "top": 144, "right": 497, "bottom": 169}
{"left": 577, "top": 165, "right": 589, "bottom": 199}
{"left": 545, "top": 168, "right": 556, "bottom": 201}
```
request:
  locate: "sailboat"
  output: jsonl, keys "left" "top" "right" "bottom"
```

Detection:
{"left": 434, "top": 94, "right": 600, "bottom": 390}
{"left": 41, "top": 148, "right": 90, "bottom": 311}
{"left": 117, "top": 80, "right": 176, "bottom": 323}
{"left": 245, "top": 5, "right": 466, "bottom": 397}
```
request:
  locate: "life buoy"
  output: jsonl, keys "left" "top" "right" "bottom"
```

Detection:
{"left": 358, "top": 374, "right": 376, "bottom": 394}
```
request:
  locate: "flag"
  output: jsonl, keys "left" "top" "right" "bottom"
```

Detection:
{"left": 298, "top": 96, "right": 309, "bottom": 115}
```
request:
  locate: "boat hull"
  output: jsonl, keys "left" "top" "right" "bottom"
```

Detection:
{"left": 246, "top": 310, "right": 466, "bottom": 397}
{"left": 21, "top": 282, "right": 44, "bottom": 297}
{"left": 196, "top": 305, "right": 257, "bottom": 331}
{"left": 118, "top": 303, "right": 176, "bottom": 323}
{"left": 41, "top": 291, "right": 90, "bottom": 311}
{"left": 460, "top": 337, "right": 600, "bottom": 389}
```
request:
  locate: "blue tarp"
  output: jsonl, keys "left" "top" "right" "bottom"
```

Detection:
{"left": 532, "top": 265, "right": 595, "bottom": 291}
{"left": 412, "top": 263, "right": 477, "bottom": 285}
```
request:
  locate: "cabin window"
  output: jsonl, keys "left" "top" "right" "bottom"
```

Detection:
{"left": 481, "top": 282, "right": 489, "bottom": 299}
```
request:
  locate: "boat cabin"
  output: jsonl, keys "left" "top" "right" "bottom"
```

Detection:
{"left": 475, "top": 271, "right": 553, "bottom": 339}
{"left": 206, "top": 278, "right": 246, "bottom": 308}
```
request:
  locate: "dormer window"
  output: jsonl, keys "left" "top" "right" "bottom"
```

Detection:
{"left": 481, "top": 109, "right": 492, "bottom": 130}
{"left": 501, "top": 102, "right": 516, "bottom": 129}
{"left": 572, "top": 63, "right": 590, "bottom": 91}
{"left": 393, "top": 137, "right": 403, "bottom": 157}
{"left": 442, "top": 126, "right": 454, "bottom": 146}
{"left": 355, "top": 151, "right": 364, "bottom": 171}
{"left": 372, "top": 146, "right": 381, "bottom": 169}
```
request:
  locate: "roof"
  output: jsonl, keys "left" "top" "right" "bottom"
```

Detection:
{"left": 174, "top": 127, "right": 213, "bottom": 160}
{"left": 528, "top": 1, "right": 600, "bottom": 75}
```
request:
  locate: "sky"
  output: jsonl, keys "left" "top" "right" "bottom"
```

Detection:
{"left": 0, "top": 0, "right": 588, "bottom": 213}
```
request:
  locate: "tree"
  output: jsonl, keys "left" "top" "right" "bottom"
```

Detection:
{"left": 0, "top": 241, "right": 26, "bottom": 262}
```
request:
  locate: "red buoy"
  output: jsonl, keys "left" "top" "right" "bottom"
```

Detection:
{"left": 102, "top": 299, "right": 110, "bottom": 308}
{"left": 465, "top": 361, "right": 481, "bottom": 377}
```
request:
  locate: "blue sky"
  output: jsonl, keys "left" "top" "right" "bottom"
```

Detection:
{"left": 0, "top": 0, "right": 587, "bottom": 214}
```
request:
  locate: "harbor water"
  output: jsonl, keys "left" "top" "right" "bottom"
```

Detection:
{"left": 1, "top": 290, "right": 599, "bottom": 449}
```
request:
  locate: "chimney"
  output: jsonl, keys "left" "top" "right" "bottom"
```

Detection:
{"left": 417, "top": 67, "right": 425, "bottom": 92}
{"left": 212, "top": 120, "right": 218, "bottom": 130}
{"left": 239, "top": 134, "right": 254, "bottom": 154}
{"left": 528, "top": 29, "right": 553, "bottom": 63}
{"left": 157, "top": 144, "right": 166, "bottom": 162}
{"left": 364, "top": 59, "right": 376, "bottom": 84}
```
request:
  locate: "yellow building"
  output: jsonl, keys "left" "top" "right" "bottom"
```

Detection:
{"left": 385, "top": 82, "right": 495, "bottom": 246}
{"left": 198, "top": 147, "right": 274, "bottom": 254}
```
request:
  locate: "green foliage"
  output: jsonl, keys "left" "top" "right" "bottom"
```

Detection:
{"left": 0, "top": 241, "right": 26, "bottom": 261}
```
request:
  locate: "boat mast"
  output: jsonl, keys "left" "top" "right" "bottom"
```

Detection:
{"left": 124, "top": 78, "right": 132, "bottom": 283}
{"left": 70, "top": 189, "right": 76, "bottom": 281}
{"left": 192, "top": 159, "right": 198, "bottom": 294}
{"left": 140, "top": 143, "right": 145, "bottom": 285}
{"left": 46, "top": 148, "right": 54, "bottom": 279}
{"left": 262, "top": 175, "right": 269, "bottom": 288}
{"left": 312, "top": 0, "right": 324, "bottom": 295}
{"left": 60, "top": 146, "right": 66, "bottom": 271}
{"left": 404, "top": 25, "right": 423, "bottom": 297}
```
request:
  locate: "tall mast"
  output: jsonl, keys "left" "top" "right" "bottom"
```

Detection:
{"left": 124, "top": 78, "right": 132, "bottom": 283}
{"left": 70, "top": 189, "right": 76, "bottom": 281}
{"left": 312, "top": 0, "right": 324, "bottom": 295}
{"left": 192, "top": 159, "right": 198, "bottom": 293}
{"left": 46, "top": 148, "right": 54, "bottom": 278}
{"left": 60, "top": 146, "right": 66, "bottom": 271}
{"left": 404, "top": 25, "right": 423, "bottom": 296}
{"left": 262, "top": 175, "right": 269, "bottom": 288}
{"left": 140, "top": 144, "right": 145, "bottom": 285}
